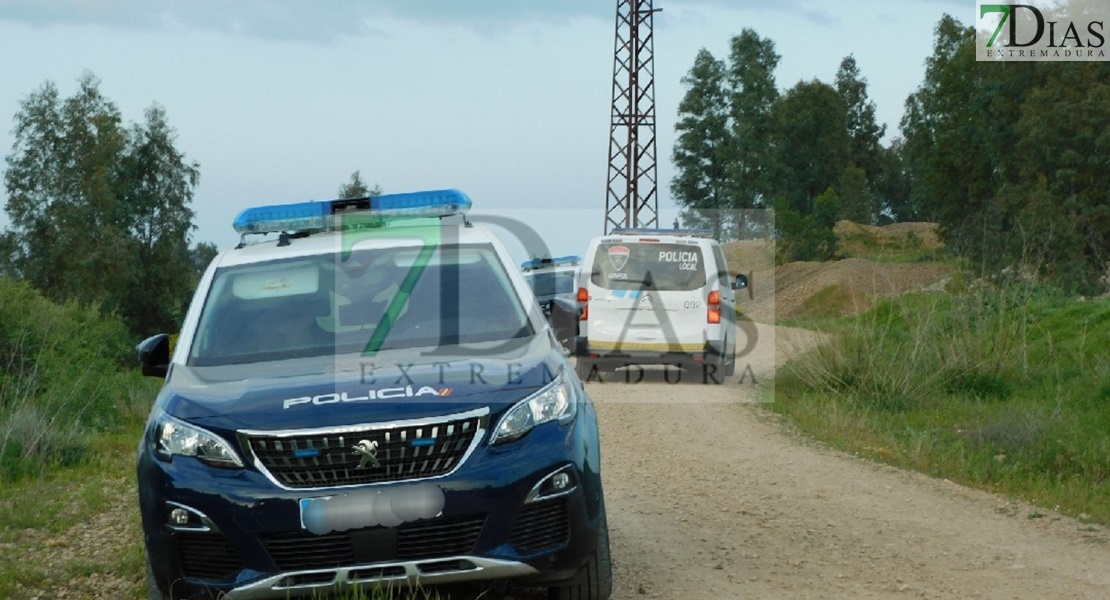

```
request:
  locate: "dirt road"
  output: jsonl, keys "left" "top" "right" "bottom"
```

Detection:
{"left": 590, "top": 323, "right": 1109, "bottom": 599}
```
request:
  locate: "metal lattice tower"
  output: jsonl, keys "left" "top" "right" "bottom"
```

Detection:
{"left": 605, "top": 0, "right": 661, "bottom": 233}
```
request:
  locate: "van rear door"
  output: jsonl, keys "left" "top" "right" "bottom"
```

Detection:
{"left": 585, "top": 241, "right": 709, "bottom": 352}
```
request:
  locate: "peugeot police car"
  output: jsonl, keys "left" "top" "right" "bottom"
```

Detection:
{"left": 135, "top": 190, "right": 610, "bottom": 599}
{"left": 575, "top": 228, "right": 741, "bottom": 381}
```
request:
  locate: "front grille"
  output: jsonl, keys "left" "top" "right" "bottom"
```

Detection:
{"left": 262, "top": 515, "right": 486, "bottom": 571}
{"left": 264, "top": 530, "right": 352, "bottom": 570}
{"left": 247, "top": 415, "right": 483, "bottom": 489}
{"left": 510, "top": 498, "right": 569, "bottom": 553}
{"left": 177, "top": 532, "right": 244, "bottom": 581}
{"left": 398, "top": 515, "right": 486, "bottom": 559}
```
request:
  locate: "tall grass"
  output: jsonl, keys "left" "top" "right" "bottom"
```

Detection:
{"left": 776, "top": 282, "right": 1110, "bottom": 522}
{"left": 0, "top": 277, "right": 157, "bottom": 480}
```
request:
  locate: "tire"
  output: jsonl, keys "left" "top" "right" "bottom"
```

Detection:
{"left": 549, "top": 509, "right": 613, "bottom": 600}
{"left": 724, "top": 351, "right": 736, "bottom": 377}
{"left": 575, "top": 358, "right": 595, "bottom": 381}
{"left": 145, "top": 554, "right": 169, "bottom": 600}
{"left": 715, "top": 351, "right": 727, "bottom": 383}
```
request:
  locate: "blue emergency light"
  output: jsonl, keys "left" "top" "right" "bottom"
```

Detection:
{"left": 521, "top": 255, "right": 581, "bottom": 271}
{"left": 232, "top": 189, "right": 472, "bottom": 235}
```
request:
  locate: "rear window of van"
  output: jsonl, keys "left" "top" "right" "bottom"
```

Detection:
{"left": 589, "top": 243, "right": 706, "bottom": 291}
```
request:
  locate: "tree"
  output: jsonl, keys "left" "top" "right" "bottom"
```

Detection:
{"left": 836, "top": 56, "right": 884, "bottom": 163}
{"left": 337, "top": 171, "right": 382, "bottom": 199}
{"left": 773, "top": 187, "right": 839, "bottom": 263}
{"left": 3, "top": 74, "right": 129, "bottom": 301}
{"left": 725, "top": 29, "right": 781, "bottom": 213}
{"left": 837, "top": 164, "right": 872, "bottom": 224}
{"left": 901, "top": 14, "right": 1109, "bottom": 293}
{"left": 672, "top": 49, "right": 732, "bottom": 239}
{"left": 117, "top": 104, "right": 201, "bottom": 333}
{"left": 900, "top": 16, "right": 1028, "bottom": 265}
{"left": 877, "top": 138, "right": 914, "bottom": 223}
{"left": 835, "top": 55, "right": 885, "bottom": 223}
{"left": 1012, "top": 61, "right": 1110, "bottom": 293}
{"left": 769, "top": 80, "right": 850, "bottom": 216}
{"left": 2, "top": 72, "right": 204, "bottom": 334}
{"left": 189, "top": 242, "right": 219, "bottom": 277}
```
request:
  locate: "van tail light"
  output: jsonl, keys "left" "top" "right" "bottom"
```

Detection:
{"left": 707, "top": 290, "right": 721, "bottom": 324}
{"left": 578, "top": 288, "right": 589, "bottom": 321}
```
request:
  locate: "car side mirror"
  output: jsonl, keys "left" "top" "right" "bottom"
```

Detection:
{"left": 732, "top": 274, "right": 749, "bottom": 290}
{"left": 136, "top": 334, "right": 171, "bottom": 378}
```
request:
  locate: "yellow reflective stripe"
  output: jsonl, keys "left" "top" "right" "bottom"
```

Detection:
{"left": 588, "top": 340, "right": 703, "bottom": 352}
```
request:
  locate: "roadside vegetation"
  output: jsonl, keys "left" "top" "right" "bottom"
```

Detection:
{"left": 0, "top": 277, "right": 157, "bottom": 480}
{"left": 775, "top": 281, "right": 1110, "bottom": 525}
{"left": 0, "top": 277, "right": 158, "bottom": 598}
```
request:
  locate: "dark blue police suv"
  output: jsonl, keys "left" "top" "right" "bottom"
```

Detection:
{"left": 135, "top": 191, "right": 611, "bottom": 599}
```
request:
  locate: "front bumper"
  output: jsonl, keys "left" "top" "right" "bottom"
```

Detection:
{"left": 224, "top": 556, "right": 538, "bottom": 599}
{"left": 138, "top": 407, "right": 603, "bottom": 599}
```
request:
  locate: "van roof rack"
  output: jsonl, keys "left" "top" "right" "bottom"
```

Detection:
{"left": 610, "top": 227, "right": 715, "bottom": 238}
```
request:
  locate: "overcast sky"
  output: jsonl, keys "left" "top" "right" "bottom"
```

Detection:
{"left": 0, "top": 0, "right": 968, "bottom": 259}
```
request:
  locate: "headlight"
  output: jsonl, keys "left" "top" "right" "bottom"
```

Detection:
{"left": 156, "top": 415, "right": 243, "bottom": 468}
{"left": 491, "top": 376, "right": 577, "bottom": 445}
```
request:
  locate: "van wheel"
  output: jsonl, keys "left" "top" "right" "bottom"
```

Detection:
{"left": 549, "top": 507, "right": 612, "bottom": 600}
{"left": 724, "top": 351, "right": 736, "bottom": 377}
{"left": 575, "top": 359, "right": 598, "bottom": 381}
{"left": 710, "top": 353, "right": 728, "bottom": 384}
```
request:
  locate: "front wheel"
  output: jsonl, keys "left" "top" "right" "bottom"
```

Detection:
{"left": 549, "top": 510, "right": 612, "bottom": 600}
{"left": 145, "top": 555, "right": 168, "bottom": 600}
{"left": 575, "top": 358, "right": 596, "bottom": 381}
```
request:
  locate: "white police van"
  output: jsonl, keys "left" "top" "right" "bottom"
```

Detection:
{"left": 574, "top": 228, "right": 743, "bottom": 382}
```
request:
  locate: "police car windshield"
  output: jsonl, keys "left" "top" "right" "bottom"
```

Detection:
{"left": 590, "top": 242, "right": 706, "bottom": 291}
{"left": 189, "top": 244, "right": 534, "bottom": 366}
{"left": 525, "top": 271, "right": 576, "bottom": 298}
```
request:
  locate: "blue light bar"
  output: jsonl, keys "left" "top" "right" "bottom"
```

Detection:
{"left": 521, "top": 255, "right": 581, "bottom": 271}
{"left": 233, "top": 201, "right": 329, "bottom": 234}
{"left": 610, "top": 227, "right": 714, "bottom": 238}
{"left": 370, "top": 189, "right": 471, "bottom": 217}
{"left": 232, "top": 189, "right": 472, "bottom": 235}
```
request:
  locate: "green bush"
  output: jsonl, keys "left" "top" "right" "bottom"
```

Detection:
{"left": 0, "top": 277, "right": 154, "bottom": 480}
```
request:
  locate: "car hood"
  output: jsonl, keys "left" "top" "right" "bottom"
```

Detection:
{"left": 157, "top": 335, "right": 569, "bottom": 431}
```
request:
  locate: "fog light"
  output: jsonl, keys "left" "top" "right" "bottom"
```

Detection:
{"left": 552, "top": 472, "right": 571, "bottom": 490}
{"left": 169, "top": 508, "right": 190, "bottom": 525}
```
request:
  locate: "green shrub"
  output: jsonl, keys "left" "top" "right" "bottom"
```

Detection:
{"left": 0, "top": 277, "right": 154, "bottom": 480}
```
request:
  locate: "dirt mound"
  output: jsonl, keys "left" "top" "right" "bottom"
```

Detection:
{"left": 834, "top": 220, "right": 943, "bottom": 257}
{"left": 743, "top": 257, "right": 952, "bottom": 322}
{"left": 721, "top": 238, "right": 775, "bottom": 275}
{"left": 724, "top": 222, "right": 950, "bottom": 321}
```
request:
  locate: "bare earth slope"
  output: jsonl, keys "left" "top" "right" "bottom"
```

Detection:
{"left": 592, "top": 323, "right": 1109, "bottom": 599}
{"left": 723, "top": 222, "right": 953, "bottom": 322}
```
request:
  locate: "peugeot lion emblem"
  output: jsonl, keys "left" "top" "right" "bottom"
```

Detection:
{"left": 352, "top": 439, "right": 380, "bottom": 469}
